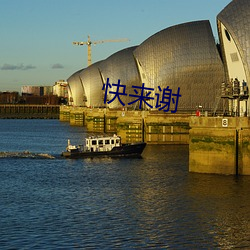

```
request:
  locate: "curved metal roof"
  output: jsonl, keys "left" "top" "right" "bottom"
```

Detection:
{"left": 79, "top": 61, "right": 104, "bottom": 108}
{"left": 217, "top": 0, "right": 250, "bottom": 83}
{"left": 98, "top": 46, "right": 140, "bottom": 109}
{"left": 133, "top": 20, "right": 225, "bottom": 111}
{"left": 67, "top": 68, "right": 85, "bottom": 106}
{"left": 67, "top": 21, "right": 227, "bottom": 112}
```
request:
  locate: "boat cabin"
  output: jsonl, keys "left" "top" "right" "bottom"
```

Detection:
{"left": 85, "top": 135, "right": 121, "bottom": 152}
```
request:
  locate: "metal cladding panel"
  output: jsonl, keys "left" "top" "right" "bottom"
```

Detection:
{"left": 217, "top": 0, "right": 250, "bottom": 83}
{"left": 67, "top": 69, "right": 85, "bottom": 106}
{"left": 99, "top": 46, "right": 141, "bottom": 109}
{"left": 133, "top": 20, "right": 225, "bottom": 111}
{"left": 79, "top": 61, "right": 104, "bottom": 108}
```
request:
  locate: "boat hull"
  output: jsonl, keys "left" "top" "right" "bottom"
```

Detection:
{"left": 62, "top": 142, "right": 146, "bottom": 159}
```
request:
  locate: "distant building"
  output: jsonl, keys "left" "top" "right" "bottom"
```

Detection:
{"left": 21, "top": 86, "right": 53, "bottom": 96}
{"left": 20, "top": 85, "right": 59, "bottom": 105}
{"left": 21, "top": 95, "right": 59, "bottom": 105}
{"left": 21, "top": 86, "right": 40, "bottom": 96}
{"left": 0, "top": 92, "right": 19, "bottom": 104}
{"left": 52, "top": 80, "right": 68, "bottom": 98}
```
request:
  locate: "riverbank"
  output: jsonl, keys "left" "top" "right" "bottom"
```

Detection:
{"left": 0, "top": 104, "right": 59, "bottom": 119}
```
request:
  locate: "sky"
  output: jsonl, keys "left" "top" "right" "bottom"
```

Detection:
{"left": 0, "top": 0, "right": 232, "bottom": 92}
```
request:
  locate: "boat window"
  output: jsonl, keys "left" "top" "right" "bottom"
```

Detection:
{"left": 105, "top": 140, "right": 110, "bottom": 144}
{"left": 92, "top": 140, "right": 97, "bottom": 145}
{"left": 98, "top": 140, "right": 103, "bottom": 145}
{"left": 116, "top": 139, "right": 120, "bottom": 144}
{"left": 111, "top": 139, "right": 114, "bottom": 144}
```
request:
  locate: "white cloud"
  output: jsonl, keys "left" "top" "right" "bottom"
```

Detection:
{"left": 1, "top": 63, "right": 36, "bottom": 70}
{"left": 51, "top": 63, "right": 64, "bottom": 69}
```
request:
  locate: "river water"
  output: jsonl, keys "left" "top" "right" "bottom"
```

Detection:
{"left": 0, "top": 119, "right": 250, "bottom": 249}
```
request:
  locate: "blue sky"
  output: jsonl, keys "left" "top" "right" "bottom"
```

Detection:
{"left": 0, "top": 0, "right": 231, "bottom": 92}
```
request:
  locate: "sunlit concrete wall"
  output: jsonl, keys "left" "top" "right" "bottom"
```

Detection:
{"left": 133, "top": 20, "right": 225, "bottom": 112}
{"left": 189, "top": 117, "right": 250, "bottom": 175}
{"left": 217, "top": 0, "right": 250, "bottom": 116}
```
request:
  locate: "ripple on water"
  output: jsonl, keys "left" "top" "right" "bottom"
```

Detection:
{"left": 0, "top": 120, "right": 250, "bottom": 249}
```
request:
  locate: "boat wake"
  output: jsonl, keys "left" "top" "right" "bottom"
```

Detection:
{"left": 0, "top": 151, "right": 55, "bottom": 159}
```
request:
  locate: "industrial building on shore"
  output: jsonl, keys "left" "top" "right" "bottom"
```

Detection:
{"left": 0, "top": 80, "right": 68, "bottom": 105}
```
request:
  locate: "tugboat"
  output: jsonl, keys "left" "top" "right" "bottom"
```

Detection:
{"left": 61, "top": 134, "right": 146, "bottom": 158}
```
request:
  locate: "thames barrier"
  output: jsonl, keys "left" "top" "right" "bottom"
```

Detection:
{"left": 2, "top": 0, "right": 249, "bottom": 176}
{"left": 59, "top": 106, "right": 250, "bottom": 176}
{"left": 62, "top": 0, "right": 250, "bottom": 175}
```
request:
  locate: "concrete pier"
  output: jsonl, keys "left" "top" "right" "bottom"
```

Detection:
{"left": 145, "top": 113, "right": 189, "bottom": 144}
{"left": 59, "top": 105, "right": 72, "bottom": 122}
{"left": 189, "top": 117, "right": 250, "bottom": 175}
{"left": 60, "top": 106, "right": 190, "bottom": 144}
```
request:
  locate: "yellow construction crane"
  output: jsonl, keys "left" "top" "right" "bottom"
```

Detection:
{"left": 73, "top": 35, "right": 129, "bottom": 66}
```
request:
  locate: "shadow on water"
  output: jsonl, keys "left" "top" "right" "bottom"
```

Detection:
{"left": 185, "top": 173, "right": 250, "bottom": 249}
